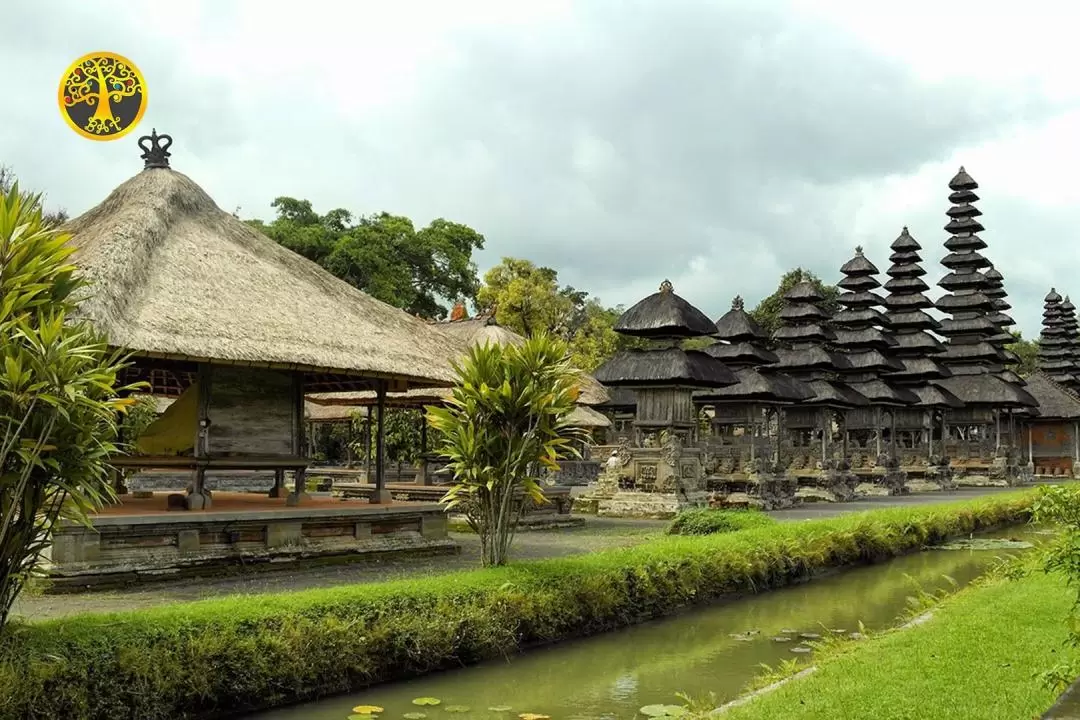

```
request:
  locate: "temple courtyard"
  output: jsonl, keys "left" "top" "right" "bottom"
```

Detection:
{"left": 12, "top": 483, "right": 1042, "bottom": 622}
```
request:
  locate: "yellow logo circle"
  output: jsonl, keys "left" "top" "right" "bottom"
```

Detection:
{"left": 58, "top": 51, "right": 147, "bottom": 141}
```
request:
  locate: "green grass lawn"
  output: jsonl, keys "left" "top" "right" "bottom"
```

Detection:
{"left": 724, "top": 567, "right": 1077, "bottom": 720}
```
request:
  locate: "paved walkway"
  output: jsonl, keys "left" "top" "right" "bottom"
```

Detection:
{"left": 10, "top": 485, "right": 1040, "bottom": 622}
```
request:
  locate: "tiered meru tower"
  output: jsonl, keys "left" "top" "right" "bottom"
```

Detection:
{"left": 880, "top": 227, "right": 962, "bottom": 488}
{"left": 934, "top": 167, "right": 1035, "bottom": 483}
{"left": 591, "top": 280, "right": 738, "bottom": 517}
{"left": 1038, "top": 290, "right": 1075, "bottom": 386}
{"left": 770, "top": 281, "right": 868, "bottom": 502}
{"left": 695, "top": 296, "right": 811, "bottom": 509}
{"left": 831, "top": 246, "right": 918, "bottom": 494}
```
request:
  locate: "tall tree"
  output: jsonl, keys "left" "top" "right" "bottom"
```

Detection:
{"left": 1006, "top": 330, "right": 1039, "bottom": 377}
{"left": 751, "top": 268, "right": 840, "bottom": 336}
{"left": 476, "top": 257, "right": 642, "bottom": 370}
{"left": 247, "top": 198, "right": 485, "bottom": 319}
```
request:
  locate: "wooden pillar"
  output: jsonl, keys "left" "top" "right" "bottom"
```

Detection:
{"left": 187, "top": 363, "right": 213, "bottom": 510}
{"left": 1027, "top": 423, "right": 1034, "bottom": 468}
{"left": 994, "top": 410, "right": 1001, "bottom": 452}
{"left": 371, "top": 381, "right": 392, "bottom": 504}
{"left": 1073, "top": 421, "right": 1079, "bottom": 466}
{"left": 874, "top": 407, "right": 882, "bottom": 457}
{"left": 927, "top": 411, "right": 934, "bottom": 461}
{"left": 820, "top": 408, "right": 828, "bottom": 465}
{"left": 747, "top": 405, "right": 757, "bottom": 463}
{"left": 345, "top": 417, "right": 355, "bottom": 468}
{"left": 417, "top": 407, "right": 431, "bottom": 486}
{"left": 364, "top": 416, "right": 372, "bottom": 482}
{"left": 287, "top": 373, "right": 310, "bottom": 506}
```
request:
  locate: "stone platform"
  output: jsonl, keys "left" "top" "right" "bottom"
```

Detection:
{"left": 333, "top": 482, "right": 577, "bottom": 517}
{"left": 45, "top": 492, "right": 455, "bottom": 591}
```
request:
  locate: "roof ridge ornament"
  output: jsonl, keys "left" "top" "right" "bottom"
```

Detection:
{"left": 139, "top": 129, "right": 172, "bottom": 170}
{"left": 732, "top": 295, "right": 744, "bottom": 311}
{"left": 855, "top": 245, "right": 864, "bottom": 256}
{"left": 659, "top": 279, "right": 673, "bottom": 294}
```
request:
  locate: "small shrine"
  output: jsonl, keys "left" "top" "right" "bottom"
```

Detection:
{"left": 590, "top": 280, "right": 738, "bottom": 517}
{"left": 695, "top": 296, "right": 811, "bottom": 509}
{"left": 880, "top": 227, "right": 962, "bottom": 490}
{"left": 770, "top": 281, "right": 869, "bottom": 502}
{"left": 831, "top": 247, "right": 918, "bottom": 495}
{"left": 934, "top": 168, "right": 1036, "bottom": 485}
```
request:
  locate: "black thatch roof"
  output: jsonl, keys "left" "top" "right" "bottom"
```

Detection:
{"left": 695, "top": 368, "right": 815, "bottom": 404}
{"left": 594, "top": 385, "right": 636, "bottom": 410}
{"left": 1024, "top": 371, "right": 1080, "bottom": 420}
{"left": 614, "top": 279, "right": 717, "bottom": 339}
{"left": 703, "top": 341, "right": 778, "bottom": 366}
{"left": 592, "top": 347, "right": 738, "bottom": 388}
{"left": 1038, "top": 287, "right": 1076, "bottom": 385}
{"left": 937, "top": 373, "right": 1037, "bottom": 408}
{"left": 713, "top": 295, "right": 769, "bottom": 341}
{"left": 804, "top": 380, "right": 870, "bottom": 408}
{"left": 910, "top": 384, "right": 965, "bottom": 409}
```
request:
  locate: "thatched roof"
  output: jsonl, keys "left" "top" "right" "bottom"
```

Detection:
{"left": 309, "top": 313, "right": 610, "bottom": 406}
{"left": 64, "top": 163, "right": 464, "bottom": 389}
{"left": 614, "top": 279, "right": 717, "bottom": 339}
{"left": 1023, "top": 372, "right": 1080, "bottom": 420}
{"left": 695, "top": 368, "right": 814, "bottom": 403}
{"left": 565, "top": 405, "right": 612, "bottom": 428}
{"left": 305, "top": 401, "right": 369, "bottom": 422}
{"left": 714, "top": 296, "right": 768, "bottom": 342}
{"left": 937, "top": 374, "right": 1038, "bottom": 408}
{"left": 593, "top": 348, "right": 738, "bottom": 388}
{"left": 436, "top": 316, "right": 526, "bottom": 348}
{"left": 595, "top": 386, "right": 636, "bottom": 410}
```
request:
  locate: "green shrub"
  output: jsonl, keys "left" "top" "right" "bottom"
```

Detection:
{"left": 667, "top": 508, "right": 778, "bottom": 536}
{"left": 0, "top": 492, "right": 1036, "bottom": 720}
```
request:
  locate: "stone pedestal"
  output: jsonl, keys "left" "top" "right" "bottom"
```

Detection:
{"left": 791, "top": 461, "right": 857, "bottom": 503}
{"left": 597, "top": 490, "right": 709, "bottom": 519}
{"left": 855, "top": 457, "right": 907, "bottom": 497}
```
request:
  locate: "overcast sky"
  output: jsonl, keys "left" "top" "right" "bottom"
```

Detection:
{"left": 5, "top": 0, "right": 1079, "bottom": 339}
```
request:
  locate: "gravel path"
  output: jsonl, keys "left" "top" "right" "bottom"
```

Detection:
{"left": 9, "top": 486, "right": 1035, "bottom": 622}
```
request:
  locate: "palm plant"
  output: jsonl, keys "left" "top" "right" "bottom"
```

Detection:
{"left": 0, "top": 183, "right": 137, "bottom": 628}
{"left": 427, "top": 333, "right": 588, "bottom": 566}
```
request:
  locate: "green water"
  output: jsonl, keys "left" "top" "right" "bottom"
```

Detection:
{"left": 252, "top": 529, "right": 1038, "bottom": 720}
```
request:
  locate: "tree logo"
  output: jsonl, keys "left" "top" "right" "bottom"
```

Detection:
{"left": 58, "top": 51, "right": 147, "bottom": 141}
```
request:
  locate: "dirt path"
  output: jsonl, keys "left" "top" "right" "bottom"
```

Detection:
{"left": 10, "top": 486, "right": 1035, "bottom": 622}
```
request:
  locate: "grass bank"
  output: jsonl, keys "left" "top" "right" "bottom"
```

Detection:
{"left": 722, "top": 559, "right": 1075, "bottom": 720}
{"left": 0, "top": 491, "right": 1037, "bottom": 720}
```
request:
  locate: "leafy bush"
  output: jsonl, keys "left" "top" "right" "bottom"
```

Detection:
{"left": 0, "top": 184, "right": 135, "bottom": 628}
{"left": 667, "top": 508, "right": 778, "bottom": 536}
{"left": 0, "top": 492, "right": 1035, "bottom": 719}
{"left": 429, "top": 333, "right": 588, "bottom": 566}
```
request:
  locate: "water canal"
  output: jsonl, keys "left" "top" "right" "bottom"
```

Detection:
{"left": 251, "top": 528, "right": 1040, "bottom": 720}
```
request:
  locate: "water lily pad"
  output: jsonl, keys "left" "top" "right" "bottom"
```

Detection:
{"left": 519, "top": 714, "right": 551, "bottom": 720}
{"left": 780, "top": 628, "right": 797, "bottom": 635}
{"left": 412, "top": 698, "right": 442, "bottom": 707}
{"left": 489, "top": 708, "right": 513, "bottom": 714}
{"left": 403, "top": 714, "right": 428, "bottom": 720}
{"left": 352, "top": 707, "right": 384, "bottom": 715}
{"left": 829, "top": 628, "right": 846, "bottom": 634}
{"left": 445, "top": 707, "right": 470, "bottom": 714}
{"left": 349, "top": 715, "right": 379, "bottom": 720}
{"left": 932, "top": 538, "right": 1033, "bottom": 551}
{"left": 790, "top": 646, "right": 812, "bottom": 654}
{"left": 799, "top": 632, "right": 821, "bottom": 640}
{"left": 640, "top": 705, "right": 687, "bottom": 717}
{"left": 771, "top": 636, "right": 792, "bottom": 643}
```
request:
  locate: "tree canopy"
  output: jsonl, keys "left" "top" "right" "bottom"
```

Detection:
{"left": 749, "top": 267, "right": 839, "bottom": 336}
{"left": 247, "top": 197, "right": 485, "bottom": 320}
{"left": 1006, "top": 331, "right": 1038, "bottom": 377}
{"left": 475, "top": 257, "right": 641, "bottom": 371}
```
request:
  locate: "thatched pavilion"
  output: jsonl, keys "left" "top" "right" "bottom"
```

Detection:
{"left": 46, "top": 131, "right": 461, "bottom": 585}
{"left": 308, "top": 310, "right": 611, "bottom": 485}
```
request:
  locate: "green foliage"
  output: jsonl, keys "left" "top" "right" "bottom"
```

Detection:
{"left": 666, "top": 508, "right": 778, "bottom": 536}
{"left": 475, "top": 257, "right": 643, "bottom": 371}
{"left": 118, "top": 395, "right": 159, "bottom": 447}
{"left": 0, "top": 166, "right": 67, "bottom": 228}
{"left": 1006, "top": 330, "right": 1039, "bottom": 377}
{"left": 750, "top": 268, "right": 839, "bottom": 336}
{"left": 1033, "top": 483, "right": 1080, "bottom": 686}
{"left": 247, "top": 198, "right": 485, "bottom": 319}
{"left": 0, "top": 183, "right": 136, "bottom": 628}
{"left": 428, "top": 334, "right": 588, "bottom": 565}
{"left": 0, "top": 492, "right": 1037, "bottom": 719}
